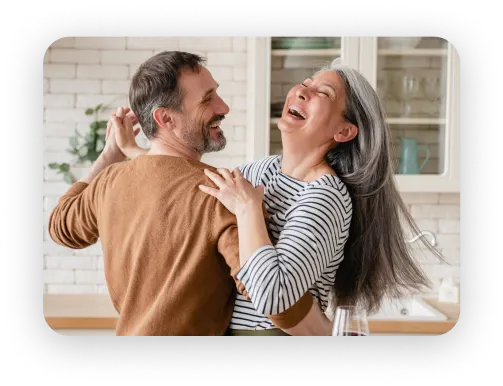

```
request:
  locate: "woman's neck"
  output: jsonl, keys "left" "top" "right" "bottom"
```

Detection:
{"left": 280, "top": 140, "right": 335, "bottom": 182}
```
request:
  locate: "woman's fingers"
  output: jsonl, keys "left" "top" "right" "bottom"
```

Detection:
{"left": 105, "top": 119, "right": 112, "bottom": 141}
{"left": 217, "top": 168, "right": 234, "bottom": 183}
{"left": 123, "top": 114, "right": 134, "bottom": 131}
{"left": 198, "top": 184, "right": 219, "bottom": 198}
{"left": 111, "top": 116, "right": 126, "bottom": 136}
{"left": 133, "top": 127, "right": 141, "bottom": 136}
{"left": 204, "top": 169, "right": 226, "bottom": 189}
{"left": 232, "top": 168, "right": 244, "bottom": 179}
{"left": 126, "top": 111, "right": 139, "bottom": 125}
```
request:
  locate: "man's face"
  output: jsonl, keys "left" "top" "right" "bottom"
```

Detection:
{"left": 176, "top": 66, "right": 230, "bottom": 154}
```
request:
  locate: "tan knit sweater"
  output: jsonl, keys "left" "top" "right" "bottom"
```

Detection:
{"left": 49, "top": 155, "right": 312, "bottom": 335}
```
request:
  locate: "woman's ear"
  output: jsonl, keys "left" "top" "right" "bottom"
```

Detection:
{"left": 153, "top": 108, "right": 176, "bottom": 130}
{"left": 334, "top": 124, "right": 358, "bottom": 143}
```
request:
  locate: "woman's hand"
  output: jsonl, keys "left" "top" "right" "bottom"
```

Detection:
{"left": 81, "top": 107, "right": 139, "bottom": 183}
{"left": 109, "top": 107, "right": 147, "bottom": 159}
{"left": 100, "top": 107, "right": 137, "bottom": 162}
{"left": 199, "top": 168, "right": 264, "bottom": 216}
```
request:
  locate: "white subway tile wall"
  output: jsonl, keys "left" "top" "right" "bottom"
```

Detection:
{"left": 43, "top": 37, "right": 459, "bottom": 299}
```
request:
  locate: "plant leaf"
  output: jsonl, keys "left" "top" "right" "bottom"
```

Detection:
{"left": 69, "top": 136, "right": 78, "bottom": 147}
{"left": 63, "top": 173, "right": 74, "bottom": 184}
{"left": 98, "top": 120, "right": 108, "bottom": 129}
{"left": 48, "top": 163, "right": 60, "bottom": 169}
{"left": 85, "top": 108, "right": 94, "bottom": 116}
{"left": 90, "top": 122, "right": 99, "bottom": 131}
{"left": 95, "top": 139, "right": 105, "bottom": 152}
{"left": 95, "top": 103, "right": 103, "bottom": 112}
{"left": 78, "top": 147, "right": 88, "bottom": 157}
{"left": 60, "top": 163, "right": 70, "bottom": 172}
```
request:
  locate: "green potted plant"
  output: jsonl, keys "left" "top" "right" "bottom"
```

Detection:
{"left": 48, "top": 103, "right": 109, "bottom": 184}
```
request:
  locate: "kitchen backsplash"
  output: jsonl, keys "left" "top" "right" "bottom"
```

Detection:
{"left": 43, "top": 37, "right": 460, "bottom": 297}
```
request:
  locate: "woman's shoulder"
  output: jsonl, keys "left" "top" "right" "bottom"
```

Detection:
{"left": 310, "top": 172, "right": 350, "bottom": 199}
{"left": 297, "top": 174, "right": 353, "bottom": 217}
{"left": 238, "top": 155, "right": 281, "bottom": 182}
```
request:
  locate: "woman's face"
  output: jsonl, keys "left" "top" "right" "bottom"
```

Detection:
{"left": 278, "top": 70, "right": 355, "bottom": 148}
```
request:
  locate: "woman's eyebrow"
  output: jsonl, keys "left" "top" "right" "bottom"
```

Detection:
{"left": 320, "top": 83, "right": 337, "bottom": 94}
{"left": 306, "top": 77, "right": 337, "bottom": 94}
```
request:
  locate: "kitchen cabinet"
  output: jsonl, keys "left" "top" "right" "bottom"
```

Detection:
{"left": 246, "top": 37, "right": 459, "bottom": 193}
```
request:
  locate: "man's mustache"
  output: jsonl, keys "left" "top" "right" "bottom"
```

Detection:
{"left": 207, "top": 115, "right": 226, "bottom": 127}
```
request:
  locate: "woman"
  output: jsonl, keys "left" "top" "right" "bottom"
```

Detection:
{"left": 113, "top": 59, "right": 440, "bottom": 335}
{"left": 198, "top": 59, "right": 441, "bottom": 335}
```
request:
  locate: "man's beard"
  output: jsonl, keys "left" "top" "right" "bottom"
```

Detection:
{"left": 180, "top": 114, "right": 227, "bottom": 154}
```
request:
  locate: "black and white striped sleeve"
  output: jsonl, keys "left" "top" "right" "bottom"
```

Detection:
{"left": 235, "top": 184, "right": 352, "bottom": 315}
{"left": 238, "top": 156, "right": 279, "bottom": 187}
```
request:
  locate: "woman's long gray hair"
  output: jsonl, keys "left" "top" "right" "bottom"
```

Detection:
{"left": 318, "top": 59, "right": 443, "bottom": 313}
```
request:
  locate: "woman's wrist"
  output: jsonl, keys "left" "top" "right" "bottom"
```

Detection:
{"left": 236, "top": 200, "right": 263, "bottom": 220}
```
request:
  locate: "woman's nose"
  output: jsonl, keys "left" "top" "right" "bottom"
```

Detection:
{"left": 295, "top": 87, "right": 308, "bottom": 101}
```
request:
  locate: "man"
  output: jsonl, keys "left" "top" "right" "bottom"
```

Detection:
{"left": 49, "top": 51, "right": 327, "bottom": 335}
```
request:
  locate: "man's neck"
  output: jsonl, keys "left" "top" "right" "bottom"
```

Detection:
{"left": 147, "top": 137, "right": 202, "bottom": 161}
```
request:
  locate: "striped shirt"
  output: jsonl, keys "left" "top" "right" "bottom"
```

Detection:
{"left": 230, "top": 155, "right": 352, "bottom": 330}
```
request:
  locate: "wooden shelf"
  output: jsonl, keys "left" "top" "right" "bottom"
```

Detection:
{"left": 378, "top": 48, "right": 448, "bottom": 56}
{"left": 271, "top": 48, "right": 446, "bottom": 58}
{"left": 271, "top": 49, "right": 341, "bottom": 56}
{"left": 387, "top": 117, "right": 446, "bottom": 125}
{"left": 270, "top": 117, "right": 446, "bottom": 125}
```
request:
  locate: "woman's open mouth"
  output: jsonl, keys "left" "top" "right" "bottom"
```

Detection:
{"left": 286, "top": 105, "right": 307, "bottom": 120}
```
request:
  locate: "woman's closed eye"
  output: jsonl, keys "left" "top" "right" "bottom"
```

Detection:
{"left": 301, "top": 82, "right": 332, "bottom": 98}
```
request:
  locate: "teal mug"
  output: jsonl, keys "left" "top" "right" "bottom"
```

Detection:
{"left": 398, "top": 137, "right": 430, "bottom": 174}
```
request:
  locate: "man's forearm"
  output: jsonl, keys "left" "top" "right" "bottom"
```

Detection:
{"left": 80, "top": 153, "right": 123, "bottom": 184}
{"left": 281, "top": 300, "right": 333, "bottom": 336}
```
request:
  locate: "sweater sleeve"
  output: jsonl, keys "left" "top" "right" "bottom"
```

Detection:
{"left": 48, "top": 181, "right": 100, "bottom": 249}
{"left": 235, "top": 184, "right": 352, "bottom": 315}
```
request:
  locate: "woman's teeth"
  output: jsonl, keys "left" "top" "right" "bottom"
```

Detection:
{"left": 288, "top": 106, "right": 307, "bottom": 120}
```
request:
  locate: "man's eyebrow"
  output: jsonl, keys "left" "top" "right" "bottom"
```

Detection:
{"left": 200, "top": 84, "right": 219, "bottom": 103}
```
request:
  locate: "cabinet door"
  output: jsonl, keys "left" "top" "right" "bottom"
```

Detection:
{"left": 358, "top": 37, "right": 459, "bottom": 192}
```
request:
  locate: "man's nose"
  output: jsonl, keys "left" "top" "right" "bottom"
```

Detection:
{"left": 215, "top": 95, "right": 230, "bottom": 116}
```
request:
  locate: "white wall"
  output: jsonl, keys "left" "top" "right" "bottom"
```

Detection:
{"left": 43, "top": 37, "right": 459, "bottom": 298}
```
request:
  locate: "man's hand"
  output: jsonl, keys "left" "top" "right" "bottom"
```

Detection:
{"left": 102, "top": 107, "right": 140, "bottom": 162}
{"left": 79, "top": 107, "right": 140, "bottom": 184}
{"left": 111, "top": 107, "right": 147, "bottom": 159}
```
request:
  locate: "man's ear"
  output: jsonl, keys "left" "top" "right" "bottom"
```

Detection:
{"left": 334, "top": 123, "right": 358, "bottom": 143}
{"left": 153, "top": 108, "right": 176, "bottom": 130}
